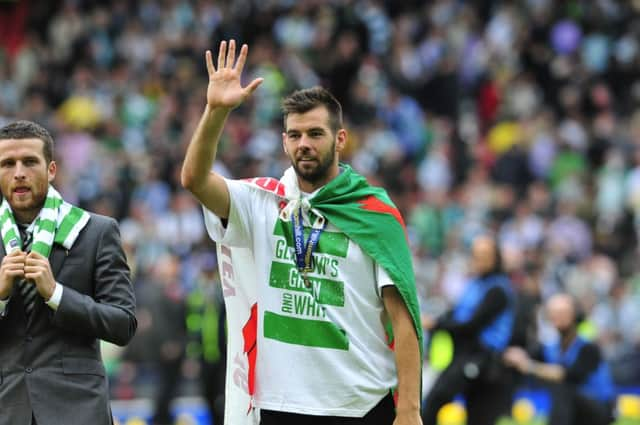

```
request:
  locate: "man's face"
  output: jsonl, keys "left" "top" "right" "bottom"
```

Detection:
{"left": 282, "top": 106, "right": 345, "bottom": 190}
{"left": 546, "top": 295, "right": 575, "bottom": 332}
{"left": 471, "top": 236, "right": 497, "bottom": 275}
{"left": 0, "top": 138, "right": 55, "bottom": 223}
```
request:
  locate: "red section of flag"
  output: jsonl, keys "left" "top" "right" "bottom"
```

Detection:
{"left": 242, "top": 303, "right": 258, "bottom": 396}
{"left": 253, "top": 177, "right": 285, "bottom": 197}
{"left": 220, "top": 244, "right": 232, "bottom": 257}
{"left": 357, "top": 195, "right": 407, "bottom": 232}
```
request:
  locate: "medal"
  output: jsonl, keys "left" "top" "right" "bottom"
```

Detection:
{"left": 291, "top": 207, "right": 325, "bottom": 289}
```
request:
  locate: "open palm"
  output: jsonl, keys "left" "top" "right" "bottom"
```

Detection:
{"left": 205, "top": 40, "right": 263, "bottom": 109}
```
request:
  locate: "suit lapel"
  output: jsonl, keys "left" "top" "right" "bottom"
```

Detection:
{"left": 49, "top": 244, "right": 68, "bottom": 278}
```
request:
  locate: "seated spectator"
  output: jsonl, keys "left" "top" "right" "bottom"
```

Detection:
{"left": 504, "top": 293, "right": 615, "bottom": 425}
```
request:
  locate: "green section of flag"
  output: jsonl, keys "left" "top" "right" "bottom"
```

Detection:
{"left": 263, "top": 311, "right": 349, "bottom": 350}
{"left": 268, "top": 261, "right": 344, "bottom": 306}
{"left": 308, "top": 164, "right": 423, "bottom": 356}
{"left": 273, "top": 219, "right": 349, "bottom": 258}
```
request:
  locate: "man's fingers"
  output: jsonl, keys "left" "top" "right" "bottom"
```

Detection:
{"left": 3, "top": 264, "right": 25, "bottom": 273}
{"left": 244, "top": 78, "right": 264, "bottom": 96}
{"left": 235, "top": 44, "right": 249, "bottom": 73}
{"left": 217, "top": 40, "right": 227, "bottom": 70}
{"left": 2, "top": 259, "right": 26, "bottom": 275}
{"left": 3, "top": 256, "right": 24, "bottom": 264}
{"left": 25, "top": 257, "right": 48, "bottom": 268}
{"left": 205, "top": 50, "right": 215, "bottom": 76}
{"left": 25, "top": 264, "right": 47, "bottom": 276}
{"left": 24, "top": 273, "right": 40, "bottom": 282}
{"left": 2, "top": 253, "right": 26, "bottom": 266}
{"left": 24, "top": 266, "right": 41, "bottom": 275}
{"left": 226, "top": 39, "right": 236, "bottom": 69}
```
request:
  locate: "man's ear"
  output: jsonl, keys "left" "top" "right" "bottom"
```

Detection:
{"left": 48, "top": 161, "right": 57, "bottom": 182}
{"left": 335, "top": 129, "right": 347, "bottom": 153}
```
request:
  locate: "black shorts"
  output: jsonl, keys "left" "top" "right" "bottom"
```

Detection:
{"left": 259, "top": 392, "right": 396, "bottom": 425}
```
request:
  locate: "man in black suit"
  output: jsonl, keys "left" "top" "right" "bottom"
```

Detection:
{"left": 0, "top": 120, "right": 137, "bottom": 425}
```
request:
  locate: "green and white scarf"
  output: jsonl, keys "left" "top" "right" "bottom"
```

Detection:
{"left": 1, "top": 186, "right": 90, "bottom": 256}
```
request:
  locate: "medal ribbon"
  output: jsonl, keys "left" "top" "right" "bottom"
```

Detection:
{"left": 291, "top": 207, "right": 325, "bottom": 275}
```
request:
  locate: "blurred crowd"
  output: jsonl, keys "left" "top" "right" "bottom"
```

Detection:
{"left": 2, "top": 0, "right": 640, "bottom": 419}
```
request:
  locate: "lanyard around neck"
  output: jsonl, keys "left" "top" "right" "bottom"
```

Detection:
{"left": 291, "top": 206, "right": 326, "bottom": 284}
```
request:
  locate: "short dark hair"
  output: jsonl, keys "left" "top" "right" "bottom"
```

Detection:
{"left": 282, "top": 86, "right": 343, "bottom": 133}
{"left": 0, "top": 120, "right": 54, "bottom": 163}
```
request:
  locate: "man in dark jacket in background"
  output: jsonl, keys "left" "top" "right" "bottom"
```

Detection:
{"left": 422, "top": 235, "right": 516, "bottom": 425}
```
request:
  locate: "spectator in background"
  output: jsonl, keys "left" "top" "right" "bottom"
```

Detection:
{"left": 422, "top": 235, "right": 515, "bottom": 425}
{"left": 504, "top": 293, "right": 615, "bottom": 425}
{"left": 125, "top": 252, "right": 186, "bottom": 425}
{"left": 590, "top": 279, "right": 640, "bottom": 387}
{"left": 184, "top": 253, "right": 226, "bottom": 425}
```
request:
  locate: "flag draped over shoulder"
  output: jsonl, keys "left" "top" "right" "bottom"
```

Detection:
{"left": 219, "top": 164, "right": 422, "bottom": 425}
{"left": 297, "top": 164, "right": 423, "bottom": 352}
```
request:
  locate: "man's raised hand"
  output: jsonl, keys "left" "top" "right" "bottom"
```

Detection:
{"left": 205, "top": 40, "right": 263, "bottom": 110}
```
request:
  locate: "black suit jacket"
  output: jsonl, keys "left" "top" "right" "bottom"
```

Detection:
{"left": 0, "top": 213, "right": 137, "bottom": 425}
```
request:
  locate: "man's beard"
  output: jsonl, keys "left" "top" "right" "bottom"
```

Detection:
{"left": 11, "top": 190, "right": 47, "bottom": 217}
{"left": 291, "top": 142, "right": 336, "bottom": 185}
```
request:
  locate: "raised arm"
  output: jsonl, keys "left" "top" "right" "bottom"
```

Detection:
{"left": 181, "top": 40, "right": 263, "bottom": 218}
